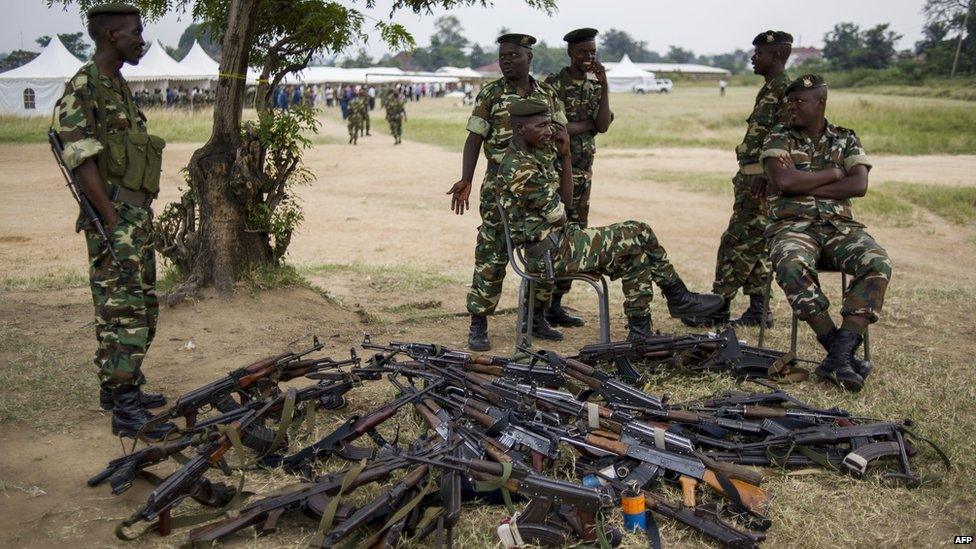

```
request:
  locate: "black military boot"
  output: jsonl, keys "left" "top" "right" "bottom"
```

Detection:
{"left": 110, "top": 385, "right": 177, "bottom": 440}
{"left": 659, "top": 278, "right": 725, "bottom": 319}
{"left": 546, "top": 293, "right": 585, "bottom": 328}
{"left": 531, "top": 309, "right": 564, "bottom": 341}
{"left": 100, "top": 384, "right": 167, "bottom": 411}
{"left": 814, "top": 329, "right": 865, "bottom": 392}
{"left": 680, "top": 298, "right": 730, "bottom": 328}
{"left": 468, "top": 314, "right": 490, "bottom": 352}
{"left": 733, "top": 294, "right": 774, "bottom": 328}
{"left": 626, "top": 315, "right": 654, "bottom": 341}
{"left": 816, "top": 328, "right": 872, "bottom": 380}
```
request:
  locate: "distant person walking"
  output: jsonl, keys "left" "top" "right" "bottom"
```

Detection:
{"left": 719, "top": 79, "right": 728, "bottom": 97}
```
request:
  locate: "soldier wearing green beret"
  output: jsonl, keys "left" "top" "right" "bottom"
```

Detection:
{"left": 50, "top": 2, "right": 174, "bottom": 438}
{"left": 540, "top": 27, "right": 614, "bottom": 329}
{"left": 760, "top": 74, "right": 891, "bottom": 392}
{"left": 685, "top": 30, "right": 793, "bottom": 329}
{"left": 446, "top": 32, "right": 570, "bottom": 351}
{"left": 497, "top": 98, "right": 723, "bottom": 339}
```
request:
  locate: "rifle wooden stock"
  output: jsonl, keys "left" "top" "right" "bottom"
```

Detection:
{"left": 701, "top": 470, "right": 770, "bottom": 515}
{"left": 414, "top": 402, "right": 440, "bottom": 428}
{"left": 564, "top": 356, "right": 597, "bottom": 377}
{"left": 665, "top": 409, "right": 703, "bottom": 423}
{"left": 679, "top": 476, "right": 697, "bottom": 507}
{"left": 699, "top": 454, "right": 765, "bottom": 486}
{"left": 462, "top": 405, "right": 499, "bottom": 429}
{"left": 351, "top": 404, "right": 401, "bottom": 434}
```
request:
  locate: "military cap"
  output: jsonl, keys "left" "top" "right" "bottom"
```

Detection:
{"left": 752, "top": 30, "right": 793, "bottom": 46}
{"left": 785, "top": 74, "right": 827, "bottom": 95}
{"left": 87, "top": 2, "right": 141, "bottom": 18}
{"left": 497, "top": 33, "right": 537, "bottom": 49}
{"left": 563, "top": 28, "right": 599, "bottom": 44}
{"left": 508, "top": 97, "right": 550, "bottom": 117}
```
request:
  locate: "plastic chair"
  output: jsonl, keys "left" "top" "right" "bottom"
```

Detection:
{"left": 496, "top": 203, "right": 611, "bottom": 349}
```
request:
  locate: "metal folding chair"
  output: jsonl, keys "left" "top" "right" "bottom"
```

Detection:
{"left": 496, "top": 203, "right": 611, "bottom": 349}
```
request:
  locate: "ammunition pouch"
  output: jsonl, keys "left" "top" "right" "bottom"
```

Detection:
{"left": 120, "top": 133, "right": 166, "bottom": 194}
{"left": 107, "top": 184, "right": 154, "bottom": 209}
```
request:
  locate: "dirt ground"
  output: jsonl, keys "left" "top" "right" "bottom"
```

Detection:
{"left": 1, "top": 113, "right": 975, "bottom": 548}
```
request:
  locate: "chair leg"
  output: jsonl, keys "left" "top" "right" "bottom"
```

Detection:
{"left": 790, "top": 311, "right": 799, "bottom": 356}
{"left": 517, "top": 278, "right": 531, "bottom": 349}
{"left": 598, "top": 277, "right": 611, "bottom": 344}
{"left": 758, "top": 274, "right": 773, "bottom": 348}
{"left": 524, "top": 279, "right": 535, "bottom": 348}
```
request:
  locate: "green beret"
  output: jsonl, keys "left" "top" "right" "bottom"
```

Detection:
{"left": 785, "top": 74, "right": 827, "bottom": 95}
{"left": 497, "top": 33, "right": 537, "bottom": 49}
{"left": 563, "top": 28, "right": 599, "bottom": 44}
{"left": 752, "top": 30, "right": 793, "bottom": 46}
{"left": 87, "top": 2, "right": 140, "bottom": 18}
{"left": 508, "top": 97, "right": 550, "bottom": 118}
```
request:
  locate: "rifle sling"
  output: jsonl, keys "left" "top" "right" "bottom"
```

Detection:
{"left": 357, "top": 475, "right": 438, "bottom": 548}
{"left": 311, "top": 458, "right": 367, "bottom": 546}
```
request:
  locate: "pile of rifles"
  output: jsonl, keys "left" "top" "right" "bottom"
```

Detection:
{"left": 91, "top": 329, "right": 949, "bottom": 548}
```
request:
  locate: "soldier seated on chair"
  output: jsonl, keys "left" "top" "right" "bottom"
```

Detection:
{"left": 497, "top": 97, "right": 723, "bottom": 340}
{"left": 760, "top": 74, "right": 892, "bottom": 392}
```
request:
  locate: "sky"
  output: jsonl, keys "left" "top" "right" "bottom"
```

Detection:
{"left": 1, "top": 0, "right": 930, "bottom": 60}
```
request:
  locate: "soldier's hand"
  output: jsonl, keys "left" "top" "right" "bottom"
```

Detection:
{"left": 553, "top": 124, "right": 571, "bottom": 156}
{"left": 447, "top": 179, "right": 472, "bottom": 215}
{"left": 589, "top": 61, "right": 608, "bottom": 85}
{"left": 776, "top": 154, "right": 796, "bottom": 171}
{"left": 103, "top": 208, "right": 119, "bottom": 232}
{"left": 750, "top": 175, "right": 769, "bottom": 200}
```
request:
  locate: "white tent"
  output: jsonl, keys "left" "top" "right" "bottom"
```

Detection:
{"left": 0, "top": 35, "right": 83, "bottom": 116}
{"left": 122, "top": 40, "right": 211, "bottom": 90}
{"left": 435, "top": 66, "right": 484, "bottom": 79}
{"left": 604, "top": 54, "right": 656, "bottom": 93}
{"left": 179, "top": 40, "right": 220, "bottom": 77}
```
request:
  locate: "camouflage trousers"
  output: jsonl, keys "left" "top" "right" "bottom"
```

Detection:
{"left": 712, "top": 172, "right": 770, "bottom": 300}
{"left": 363, "top": 113, "right": 370, "bottom": 134}
{"left": 348, "top": 118, "right": 363, "bottom": 139}
{"left": 769, "top": 220, "right": 891, "bottom": 323}
{"left": 551, "top": 170, "right": 593, "bottom": 299}
{"left": 387, "top": 116, "right": 402, "bottom": 138}
{"left": 546, "top": 221, "right": 679, "bottom": 318}
{"left": 84, "top": 203, "right": 158, "bottom": 388}
{"left": 467, "top": 172, "right": 553, "bottom": 315}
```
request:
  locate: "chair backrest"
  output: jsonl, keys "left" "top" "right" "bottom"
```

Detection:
{"left": 496, "top": 202, "right": 547, "bottom": 282}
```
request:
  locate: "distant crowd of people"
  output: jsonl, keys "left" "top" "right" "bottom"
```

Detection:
{"left": 131, "top": 86, "right": 215, "bottom": 109}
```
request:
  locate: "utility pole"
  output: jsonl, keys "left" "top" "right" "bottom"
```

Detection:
{"left": 951, "top": 0, "right": 973, "bottom": 78}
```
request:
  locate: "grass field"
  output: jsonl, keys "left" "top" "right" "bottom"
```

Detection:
{"left": 8, "top": 86, "right": 974, "bottom": 155}
{"left": 321, "top": 87, "right": 976, "bottom": 155}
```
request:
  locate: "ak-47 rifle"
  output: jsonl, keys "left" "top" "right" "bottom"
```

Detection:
{"left": 278, "top": 379, "right": 442, "bottom": 476}
{"left": 524, "top": 348, "right": 665, "bottom": 410}
{"left": 48, "top": 129, "right": 122, "bottom": 270}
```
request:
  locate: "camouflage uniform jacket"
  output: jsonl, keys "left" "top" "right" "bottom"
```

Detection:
{"left": 497, "top": 141, "right": 566, "bottom": 247}
{"left": 384, "top": 96, "right": 405, "bottom": 120}
{"left": 735, "top": 71, "right": 790, "bottom": 167}
{"left": 760, "top": 120, "right": 872, "bottom": 235}
{"left": 466, "top": 76, "right": 568, "bottom": 169}
{"left": 544, "top": 67, "right": 602, "bottom": 171}
{"left": 348, "top": 96, "right": 368, "bottom": 121}
{"left": 52, "top": 60, "right": 147, "bottom": 174}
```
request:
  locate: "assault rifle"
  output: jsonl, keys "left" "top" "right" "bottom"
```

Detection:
{"left": 48, "top": 129, "right": 122, "bottom": 270}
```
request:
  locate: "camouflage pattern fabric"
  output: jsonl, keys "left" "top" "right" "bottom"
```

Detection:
{"left": 710, "top": 71, "right": 790, "bottom": 301}
{"left": 348, "top": 96, "right": 368, "bottom": 138}
{"left": 761, "top": 120, "right": 890, "bottom": 323}
{"left": 735, "top": 71, "right": 790, "bottom": 166}
{"left": 52, "top": 61, "right": 159, "bottom": 389}
{"left": 711, "top": 172, "right": 771, "bottom": 299}
{"left": 497, "top": 141, "right": 679, "bottom": 318}
{"left": 85, "top": 204, "right": 158, "bottom": 387}
{"left": 384, "top": 95, "right": 405, "bottom": 138}
{"left": 465, "top": 76, "right": 567, "bottom": 316}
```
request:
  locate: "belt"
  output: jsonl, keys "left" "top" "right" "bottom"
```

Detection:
{"left": 739, "top": 163, "right": 764, "bottom": 176}
{"left": 525, "top": 230, "right": 563, "bottom": 260}
{"left": 108, "top": 184, "right": 154, "bottom": 208}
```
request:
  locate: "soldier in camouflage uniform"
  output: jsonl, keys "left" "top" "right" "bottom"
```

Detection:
{"left": 684, "top": 30, "right": 793, "bottom": 329}
{"left": 347, "top": 88, "right": 368, "bottom": 144}
{"left": 384, "top": 90, "right": 406, "bottom": 144}
{"left": 541, "top": 28, "right": 614, "bottom": 329}
{"left": 761, "top": 74, "right": 891, "bottom": 392}
{"left": 51, "top": 3, "right": 173, "bottom": 438}
{"left": 446, "top": 33, "right": 570, "bottom": 351}
{"left": 498, "top": 97, "right": 724, "bottom": 339}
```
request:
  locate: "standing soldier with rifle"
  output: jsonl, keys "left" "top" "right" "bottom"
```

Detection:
{"left": 542, "top": 28, "right": 613, "bottom": 330}
{"left": 50, "top": 3, "right": 173, "bottom": 439}
{"left": 684, "top": 30, "right": 793, "bottom": 328}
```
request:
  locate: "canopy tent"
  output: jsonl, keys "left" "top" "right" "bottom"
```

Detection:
{"left": 0, "top": 35, "right": 83, "bottom": 116}
{"left": 279, "top": 65, "right": 459, "bottom": 86}
{"left": 179, "top": 40, "right": 220, "bottom": 77}
{"left": 604, "top": 54, "right": 656, "bottom": 93}
{"left": 435, "top": 66, "right": 484, "bottom": 79}
{"left": 122, "top": 40, "right": 212, "bottom": 91}
{"left": 603, "top": 60, "right": 731, "bottom": 77}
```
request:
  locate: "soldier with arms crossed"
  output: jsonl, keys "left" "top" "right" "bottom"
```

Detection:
{"left": 685, "top": 30, "right": 793, "bottom": 328}
{"left": 541, "top": 27, "right": 613, "bottom": 329}
{"left": 497, "top": 98, "right": 723, "bottom": 340}
{"left": 51, "top": 3, "right": 174, "bottom": 438}
{"left": 761, "top": 74, "right": 890, "bottom": 392}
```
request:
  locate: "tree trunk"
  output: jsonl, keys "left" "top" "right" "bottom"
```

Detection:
{"left": 184, "top": 0, "right": 268, "bottom": 292}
